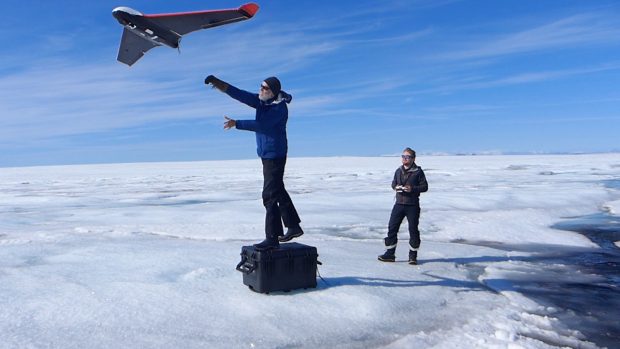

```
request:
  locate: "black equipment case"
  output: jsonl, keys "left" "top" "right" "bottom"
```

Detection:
{"left": 236, "top": 242, "right": 318, "bottom": 293}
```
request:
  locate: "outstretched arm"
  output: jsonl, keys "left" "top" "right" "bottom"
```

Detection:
{"left": 223, "top": 116, "right": 259, "bottom": 132}
{"left": 205, "top": 75, "right": 229, "bottom": 92}
{"left": 205, "top": 75, "right": 260, "bottom": 109}
{"left": 223, "top": 116, "right": 236, "bottom": 130}
{"left": 225, "top": 85, "right": 260, "bottom": 109}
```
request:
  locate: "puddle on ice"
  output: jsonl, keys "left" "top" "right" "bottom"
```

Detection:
{"left": 451, "top": 210, "right": 620, "bottom": 348}
{"left": 536, "top": 213, "right": 619, "bottom": 348}
{"left": 458, "top": 213, "right": 620, "bottom": 348}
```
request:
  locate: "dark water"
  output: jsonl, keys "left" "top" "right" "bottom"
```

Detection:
{"left": 457, "top": 232, "right": 620, "bottom": 348}
{"left": 513, "top": 178, "right": 620, "bottom": 348}
{"left": 526, "top": 212, "right": 620, "bottom": 348}
{"left": 457, "top": 179, "right": 620, "bottom": 347}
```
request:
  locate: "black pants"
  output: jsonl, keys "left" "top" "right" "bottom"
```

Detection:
{"left": 384, "top": 203, "right": 420, "bottom": 250}
{"left": 262, "top": 158, "right": 301, "bottom": 239}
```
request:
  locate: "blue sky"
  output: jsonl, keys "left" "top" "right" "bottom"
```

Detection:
{"left": 1, "top": 0, "right": 619, "bottom": 167}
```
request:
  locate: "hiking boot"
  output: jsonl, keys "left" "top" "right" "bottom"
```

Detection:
{"left": 254, "top": 238, "right": 280, "bottom": 251}
{"left": 279, "top": 226, "right": 304, "bottom": 242}
{"left": 408, "top": 251, "right": 418, "bottom": 265}
{"left": 378, "top": 248, "right": 396, "bottom": 262}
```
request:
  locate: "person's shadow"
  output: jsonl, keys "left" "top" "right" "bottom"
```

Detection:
{"left": 318, "top": 272, "right": 488, "bottom": 291}
{"left": 306, "top": 244, "right": 598, "bottom": 293}
{"left": 315, "top": 252, "right": 552, "bottom": 291}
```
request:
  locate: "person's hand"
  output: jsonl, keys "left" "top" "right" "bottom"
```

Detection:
{"left": 205, "top": 75, "right": 217, "bottom": 85}
{"left": 205, "top": 75, "right": 229, "bottom": 92}
{"left": 403, "top": 185, "right": 412, "bottom": 192}
{"left": 223, "top": 116, "right": 236, "bottom": 130}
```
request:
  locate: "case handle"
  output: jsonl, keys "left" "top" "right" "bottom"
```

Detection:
{"left": 236, "top": 255, "right": 256, "bottom": 274}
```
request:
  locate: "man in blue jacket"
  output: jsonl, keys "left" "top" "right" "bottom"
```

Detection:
{"left": 205, "top": 75, "right": 304, "bottom": 250}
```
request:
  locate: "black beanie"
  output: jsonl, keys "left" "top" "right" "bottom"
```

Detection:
{"left": 264, "top": 76, "right": 281, "bottom": 96}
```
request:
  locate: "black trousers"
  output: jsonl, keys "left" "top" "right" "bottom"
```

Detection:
{"left": 262, "top": 158, "right": 301, "bottom": 239}
{"left": 384, "top": 203, "right": 420, "bottom": 250}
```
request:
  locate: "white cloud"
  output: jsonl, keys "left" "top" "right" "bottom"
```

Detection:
{"left": 0, "top": 23, "right": 346, "bottom": 143}
{"left": 433, "top": 12, "right": 620, "bottom": 61}
{"left": 0, "top": 4, "right": 429, "bottom": 146}
{"left": 407, "top": 61, "right": 620, "bottom": 95}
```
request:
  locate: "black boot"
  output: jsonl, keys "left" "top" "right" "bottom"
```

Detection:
{"left": 378, "top": 248, "right": 396, "bottom": 262}
{"left": 408, "top": 251, "right": 418, "bottom": 265}
{"left": 254, "top": 237, "right": 280, "bottom": 251}
{"left": 279, "top": 225, "right": 304, "bottom": 242}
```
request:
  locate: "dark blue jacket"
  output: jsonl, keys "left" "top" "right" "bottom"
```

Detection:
{"left": 225, "top": 85, "right": 292, "bottom": 159}
{"left": 392, "top": 164, "right": 428, "bottom": 205}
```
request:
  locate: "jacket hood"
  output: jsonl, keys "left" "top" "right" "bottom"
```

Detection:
{"left": 266, "top": 90, "right": 292, "bottom": 105}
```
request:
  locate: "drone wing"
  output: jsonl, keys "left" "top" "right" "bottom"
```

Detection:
{"left": 117, "top": 28, "right": 162, "bottom": 66}
{"left": 145, "top": 3, "right": 259, "bottom": 36}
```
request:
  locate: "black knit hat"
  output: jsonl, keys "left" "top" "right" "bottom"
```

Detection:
{"left": 264, "top": 76, "right": 281, "bottom": 96}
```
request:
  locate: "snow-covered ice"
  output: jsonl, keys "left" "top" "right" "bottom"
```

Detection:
{"left": 1, "top": 154, "right": 619, "bottom": 348}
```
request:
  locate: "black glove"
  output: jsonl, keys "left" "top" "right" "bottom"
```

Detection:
{"left": 204, "top": 75, "right": 217, "bottom": 85}
{"left": 204, "top": 75, "right": 228, "bottom": 92}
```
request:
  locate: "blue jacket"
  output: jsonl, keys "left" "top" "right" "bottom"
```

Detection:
{"left": 225, "top": 85, "right": 292, "bottom": 159}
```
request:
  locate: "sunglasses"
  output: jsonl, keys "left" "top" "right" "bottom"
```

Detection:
{"left": 401, "top": 155, "right": 413, "bottom": 160}
{"left": 260, "top": 84, "right": 270, "bottom": 91}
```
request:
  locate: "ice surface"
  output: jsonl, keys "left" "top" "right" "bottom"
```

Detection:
{"left": 603, "top": 199, "right": 620, "bottom": 215}
{"left": 1, "top": 154, "right": 619, "bottom": 348}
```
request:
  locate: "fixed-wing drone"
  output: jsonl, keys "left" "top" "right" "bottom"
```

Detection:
{"left": 112, "top": 3, "right": 259, "bottom": 66}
